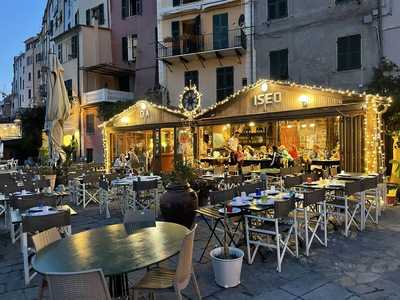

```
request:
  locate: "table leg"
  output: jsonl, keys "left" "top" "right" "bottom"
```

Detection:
{"left": 198, "top": 216, "right": 224, "bottom": 263}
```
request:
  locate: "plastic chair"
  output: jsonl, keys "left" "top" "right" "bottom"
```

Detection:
{"left": 132, "top": 224, "right": 201, "bottom": 300}
{"left": 46, "top": 269, "right": 111, "bottom": 300}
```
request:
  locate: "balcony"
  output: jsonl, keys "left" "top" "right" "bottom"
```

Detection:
{"left": 158, "top": 28, "right": 247, "bottom": 64}
{"left": 160, "top": 0, "right": 238, "bottom": 18}
{"left": 82, "top": 89, "right": 134, "bottom": 106}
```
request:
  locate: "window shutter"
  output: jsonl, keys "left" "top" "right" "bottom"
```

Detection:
{"left": 173, "top": 0, "right": 180, "bottom": 7}
{"left": 136, "top": 0, "right": 142, "bottom": 15}
{"left": 86, "top": 9, "right": 91, "bottom": 25}
{"left": 127, "top": 35, "right": 133, "bottom": 61}
{"left": 71, "top": 35, "right": 78, "bottom": 58}
{"left": 98, "top": 4, "right": 105, "bottom": 25}
{"left": 122, "top": 37, "right": 128, "bottom": 61}
{"left": 132, "top": 35, "right": 138, "bottom": 61}
{"left": 122, "top": 0, "right": 128, "bottom": 19}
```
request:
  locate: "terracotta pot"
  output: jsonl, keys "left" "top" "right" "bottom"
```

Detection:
{"left": 160, "top": 182, "right": 198, "bottom": 229}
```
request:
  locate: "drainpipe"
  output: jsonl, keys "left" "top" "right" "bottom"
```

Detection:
{"left": 377, "top": 0, "right": 384, "bottom": 61}
{"left": 77, "top": 31, "right": 82, "bottom": 158}
{"left": 250, "top": 0, "right": 254, "bottom": 83}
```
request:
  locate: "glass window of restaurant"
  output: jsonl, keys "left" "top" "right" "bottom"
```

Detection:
{"left": 198, "top": 116, "right": 340, "bottom": 168}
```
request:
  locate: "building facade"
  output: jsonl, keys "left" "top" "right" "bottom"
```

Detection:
{"left": 254, "top": 0, "right": 382, "bottom": 90}
{"left": 157, "top": 0, "right": 255, "bottom": 108}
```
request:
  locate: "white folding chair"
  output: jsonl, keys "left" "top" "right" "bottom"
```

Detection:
{"left": 245, "top": 198, "right": 298, "bottom": 272}
{"left": 362, "top": 176, "right": 379, "bottom": 230}
{"left": 21, "top": 211, "right": 71, "bottom": 286}
{"left": 76, "top": 175, "right": 101, "bottom": 208}
{"left": 326, "top": 181, "right": 363, "bottom": 237}
{"left": 296, "top": 189, "right": 327, "bottom": 256}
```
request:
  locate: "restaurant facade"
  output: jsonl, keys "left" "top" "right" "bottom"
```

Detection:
{"left": 101, "top": 80, "right": 391, "bottom": 174}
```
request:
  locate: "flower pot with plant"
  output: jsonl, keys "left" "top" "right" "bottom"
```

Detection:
{"left": 159, "top": 159, "right": 199, "bottom": 229}
{"left": 209, "top": 199, "right": 244, "bottom": 288}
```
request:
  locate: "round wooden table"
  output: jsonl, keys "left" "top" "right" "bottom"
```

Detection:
{"left": 32, "top": 222, "right": 189, "bottom": 296}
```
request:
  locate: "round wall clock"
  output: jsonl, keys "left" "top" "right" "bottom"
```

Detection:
{"left": 179, "top": 85, "right": 201, "bottom": 115}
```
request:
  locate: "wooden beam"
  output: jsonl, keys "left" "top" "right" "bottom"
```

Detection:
{"left": 215, "top": 51, "right": 223, "bottom": 66}
{"left": 197, "top": 54, "right": 206, "bottom": 68}
{"left": 235, "top": 49, "right": 242, "bottom": 64}
{"left": 179, "top": 57, "right": 189, "bottom": 70}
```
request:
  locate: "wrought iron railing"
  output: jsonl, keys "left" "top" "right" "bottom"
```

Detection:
{"left": 158, "top": 28, "right": 247, "bottom": 59}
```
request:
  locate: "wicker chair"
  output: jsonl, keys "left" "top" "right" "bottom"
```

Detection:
{"left": 46, "top": 269, "right": 111, "bottom": 300}
{"left": 32, "top": 228, "right": 62, "bottom": 300}
{"left": 132, "top": 224, "right": 201, "bottom": 300}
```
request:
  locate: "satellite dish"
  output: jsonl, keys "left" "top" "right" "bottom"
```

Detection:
{"left": 238, "top": 14, "right": 245, "bottom": 28}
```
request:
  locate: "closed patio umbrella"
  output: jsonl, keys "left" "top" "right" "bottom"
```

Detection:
{"left": 45, "top": 54, "right": 71, "bottom": 164}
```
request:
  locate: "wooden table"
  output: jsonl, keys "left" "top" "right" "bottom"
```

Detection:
{"left": 32, "top": 222, "right": 189, "bottom": 296}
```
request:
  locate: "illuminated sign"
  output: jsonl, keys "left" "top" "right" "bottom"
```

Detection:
{"left": 139, "top": 109, "right": 150, "bottom": 119}
{"left": 253, "top": 92, "right": 282, "bottom": 106}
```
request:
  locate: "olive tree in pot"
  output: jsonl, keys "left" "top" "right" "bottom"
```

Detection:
{"left": 159, "top": 159, "right": 198, "bottom": 229}
{"left": 210, "top": 199, "right": 244, "bottom": 288}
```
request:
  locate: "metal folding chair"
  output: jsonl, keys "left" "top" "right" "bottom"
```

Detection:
{"left": 245, "top": 198, "right": 298, "bottom": 272}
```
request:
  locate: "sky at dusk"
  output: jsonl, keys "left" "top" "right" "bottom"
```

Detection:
{"left": 0, "top": 1, "right": 46, "bottom": 95}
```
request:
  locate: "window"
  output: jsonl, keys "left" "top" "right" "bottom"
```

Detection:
{"left": 64, "top": 79, "right": 73, "bottom": 98}
{"left": 26, "top": 56, "right": 33, "bottom": 65}
{"left": 268, "top": 0, "right": 288, "bottom": 20}
{"left": 122, "top": 0, "right": 142, "bottom": 19}
{"left": 71, "top": 35, "right": 78, "bottom": 59}
{"left": 184, "top": 70, "right": 199, "bottom": 88}
{"left": 58, "top": 43, "right": 63, "bottom": 63}
{"left": 75, "top": 11, "right": 79, "bottom": 25}
{"left": 173, "top": 0, "right": 198, "bottom": 6}
{"left": 213, "top": 13, "right": 229, "bottom": 50}
{"left": 28, "top": 89, "right": 31, "bottom": 99}
{"left": 49, "top": 20, "right": 54, "bottom": 36}
{"left": 337, "top": 34, "right": 361, "bottom": 71}
{"left": 336, "top": 0, "right": 353, "bottom": 4}
{"left": 122, "top": 34, "right": 137, "bottom": 62}
{"left": 91, "top": 4, "right": 105, "bottom": 25}
{"left": 86, "top": 114, "right": 95, "bottom": 134}
{"left": 270, "top": 48, "right": 288, "bottom": 80}
{"left": 36, "top": 53, "right": 42, "bottom": 62}
{"left": 28, "top": 73, "right": 31, "bottom": 81}
{"left": 86, "top": 9, "right": 91, "bottom": 25}
{"left": 216, "top": 66, "right": 234, "bottom": 102}
{"left": 86, "top": 148, "right": 94, "bottom": 163}
{"left": 37, "top": 70, "right": 41, "bottom": 79}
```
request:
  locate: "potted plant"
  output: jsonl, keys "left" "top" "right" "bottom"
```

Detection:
{"left": 209, "top": 199, "right": 244, "bottom": 288}
{"left": 159, "top": 159, "right": 199, "bottom": 229}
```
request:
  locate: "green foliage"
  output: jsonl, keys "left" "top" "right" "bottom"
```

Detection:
{"left": 367, "top": 59, "right": 400, "bottom": 134}
{"left": 12, "top": 107, "right": 45, "bottom": 162}
{"left": 98, "top": 101, "right": 136, "bottom": 121}
{"left": 61, "top": 135, "right": 78, "bottom": 167}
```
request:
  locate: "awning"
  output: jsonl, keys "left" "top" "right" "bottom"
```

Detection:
{"left": 80, "top": 64, "right": 134, "bottom": 76}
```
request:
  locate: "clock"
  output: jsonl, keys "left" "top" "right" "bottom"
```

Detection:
{"left": 179, "top": 85, "right": 201, "bottom": 116}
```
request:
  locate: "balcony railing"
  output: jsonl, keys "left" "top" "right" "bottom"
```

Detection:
{"left": 83, "top": 89, "right": 134, "bottom": 106}
{"left": 158, "top": 28, "right": 247, "bottom": 59}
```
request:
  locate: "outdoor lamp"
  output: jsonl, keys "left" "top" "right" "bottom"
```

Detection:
{"left": 121, "top": 116, "right": 129, "bottom": 125}
{"left": 299, "top": 95, "right": 310, "bottom": 107}
{"left": 140, "top": 102, "right": 147, "bottom": 111}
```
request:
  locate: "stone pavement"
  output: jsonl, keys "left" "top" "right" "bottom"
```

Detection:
{"left": 1, "top": 203, "right": 400, "bottom": 300}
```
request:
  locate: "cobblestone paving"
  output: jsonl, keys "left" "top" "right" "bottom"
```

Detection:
{"left": 1, "top": 203, "right": 400, "bottom": 299}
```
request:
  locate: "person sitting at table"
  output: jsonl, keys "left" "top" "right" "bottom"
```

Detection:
{"left": 310, "top": 144, "right": 322, "bottom": 160}
{"left": 280, "top": 145, "right": 294, "bottom": 167}
{"left": 289, "top": 145, "right": 299, "bottom": 161}
{"left": 235, "top": 144, "right": 245, "bottom": 167}
{"left": 269, "top": 146, "right": 281, "bottom": 168}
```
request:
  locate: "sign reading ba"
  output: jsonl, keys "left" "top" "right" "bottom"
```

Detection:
{"left": 253, "top": 92, "right": 282, "bottom": 107}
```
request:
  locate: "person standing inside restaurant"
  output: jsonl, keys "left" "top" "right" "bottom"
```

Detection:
{"left": 228, "top": 131, "right": 240, "bottom": 152}
{"left": 269, "top": 146, "right": 281, "bottom": 168}
{"left": 235, "top": 144, "right": 245, "bottom": 173}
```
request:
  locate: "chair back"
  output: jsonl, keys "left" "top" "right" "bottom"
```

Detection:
{"left": 22, "top": 210, "right": 71, "bottom": 233}
{"left": 209, "top": 189, "right": 235, "bottom": 205}
{"left": 274, "top": 198, "right": 296, "bottom": 219}
{"left": 32, "top": 227, "right": 61, "bottom": 252}
{"left": 221, "top": 175, "right": 243, "bottom": 186}
{"left": 228, "top": 165, "right": 239, "bottom": 175}
{"left": 345, "top": 180, "right": 362, "bottom": 196}
{"left": 133, "top": 180, "right": 158, "bottom": 192}
{"left": 10, "top": 194, "right": 58, "bottom": 211}
{"left": 303, "top": 189, "right": 325, "bottom": 207}
{"left": 361, "top": 176, "right": 378, "bottom": 191}
{"left": 329, "top": 166, "right": 338, "bottom": 177}
{"left": 47, "top": 269, "right": 112, "bottom": 300}
{"left": 241, "top": 181, "right": 264, "bottom": 195}
{"left": 284, "top": 175, "right": 302, "bottom": 189}
{"left": 123, "top": 209, "right": 156, "bottom": 234}
{"left": 33, "top": 179, "right": 51, "bottom": 190}
{"left": 175, "top": 224, "right": 197, "bottom": 291}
